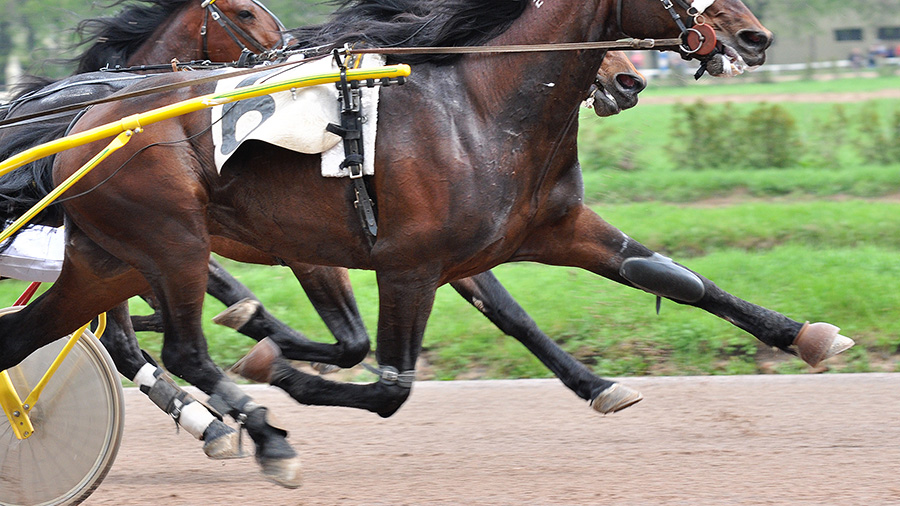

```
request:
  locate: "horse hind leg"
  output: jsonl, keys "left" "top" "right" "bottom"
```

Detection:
{"left": 212, "top": 261, "right": 371, "bottom": 371}
{"left": 149, "top": 261, "right": 303, "bottom": 487}
{"left": 524, "top": 207, "right": 854, "bottom": 369}
{"left": 99, "top": 303, "right": 244, "bottom": 459}
{"left": 450, "top": 271, "right": 642, "bottom": 414}
{"left": 618, "top": 253, "right": 853, "bottom": 367}
{"left": 232, "top": 269, "right": 431, "bottom": 418}
{"left": 70, "top": 211, "right": 302, "bottom": 485}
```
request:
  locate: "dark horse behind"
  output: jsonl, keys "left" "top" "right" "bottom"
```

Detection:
{"left": 0, "top": 0, "right": 853, "bottom": 488}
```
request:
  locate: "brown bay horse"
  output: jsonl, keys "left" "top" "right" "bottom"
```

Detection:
{"left": 2, "top": 0, "right": 649, "bottom": 473}
{"left": 0, "top": 0, "right": 853, "bottom": 487}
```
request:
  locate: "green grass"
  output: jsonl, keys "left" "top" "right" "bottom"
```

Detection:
{"left": 110, "top": 198, "right": 900, "bottom": 378}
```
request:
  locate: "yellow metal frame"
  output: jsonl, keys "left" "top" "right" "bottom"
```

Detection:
{"left": 0, "top": 323, "right": 90, "bottom": 439}
{"left": 0, "top": 369, "right": 35, "bottom": 439}
{"left": 0, "top": 62, "right": 412, "bottom": 439}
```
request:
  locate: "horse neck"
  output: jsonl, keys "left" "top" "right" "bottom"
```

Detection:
{"left": 453, "top": 0, "right": 618, "bottom": 151}
{"left": 126, "top": 4, "right": 205, "bottom": 65}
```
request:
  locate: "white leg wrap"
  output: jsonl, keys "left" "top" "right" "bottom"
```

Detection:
{"left": 179, "top": 401, "right": 218, "bottom": 440}
{"left": 132, "top": 363, "right": 215, "bottom": 440}
{"left": 133, "top": 363, "right": 158, "bottom": 389}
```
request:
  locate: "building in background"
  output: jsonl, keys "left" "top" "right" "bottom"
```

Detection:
{"left": 764, "top": 9, "right": 900, "bottom": 65}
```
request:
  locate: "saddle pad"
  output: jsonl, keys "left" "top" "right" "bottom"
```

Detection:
{"left": 0, "top": 225, "right": 64, "bottom": 282}
{"left": 210, "top": 54, "right": 383, "bottom": 177}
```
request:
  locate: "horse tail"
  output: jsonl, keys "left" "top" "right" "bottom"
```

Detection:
{"left": 0, "top": 117, "right": 71, "bottom": 232}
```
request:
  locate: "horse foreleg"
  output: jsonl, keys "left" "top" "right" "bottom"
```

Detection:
{"left": 99, "top": 302, "right": 242, "bottom": 459}
{"left": 290, "top": 263, "right": 370, "bottom": 367}
{"left": 232, "top": 270, "right": 433, "bottom": 418}
{"left": 146, "top": 254, "right": 302, "bottom": 487}
{"left": 208, "top": 259, "right": 370, "bottom": 369}
{"left": 523, "top": 205, "right": 853, "bottom": 367}
{"left": 450, "top": 271, "right": 641, "bottom": 413}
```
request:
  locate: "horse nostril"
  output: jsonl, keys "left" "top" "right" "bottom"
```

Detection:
{"left": 616, "top": 73, "right": 646, "bottom": 93}
{"left": 738, "top": 29, "right": 772, "bottom": 50}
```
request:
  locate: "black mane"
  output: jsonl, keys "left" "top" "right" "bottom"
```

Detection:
{"left": 9, "top": 0, "right": 192, "bottom": 101}
{"left": 71, "top": 0, "right": 193, "bottom": 74}
{"left": 288, "top": 0, "right": 530, "bottom": 64}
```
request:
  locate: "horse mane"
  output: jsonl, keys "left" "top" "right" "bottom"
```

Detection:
{"left": 70, "top": 0, "right": 193, "bottom": 74}
{"left": 8, "top": 0, "right": 191, "bottom": 100}
{"left": 288, "top": 0, "right": 530, "bottom": 64}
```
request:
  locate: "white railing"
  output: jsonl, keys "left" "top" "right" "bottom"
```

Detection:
{"left": 639, "top": 56, "right": 900, "bottom": 80}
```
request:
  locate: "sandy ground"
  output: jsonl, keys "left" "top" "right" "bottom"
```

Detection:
{"left": 75, "top": 373, "right": 900, "bottom": 506}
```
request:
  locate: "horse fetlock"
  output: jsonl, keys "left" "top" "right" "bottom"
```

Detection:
{"left": 333, "top": 338, "right": 371, "bottom": 369}
{"left": 134, "top": 363, "right": 217, "bottom": 440}
{"left": 793, "top": 321, "right": 855, "bottom": 368}
{"left": 370, "top": 371, "right": 415, "bottom": 418}
{"left": 620, "top": 253, "right": 705, "bottom": 303}
{"left": 590, "top": 383, "right": 643, "bottom": 415}
{"left": 209, "top": 381, "right": 303, "bottom": 487}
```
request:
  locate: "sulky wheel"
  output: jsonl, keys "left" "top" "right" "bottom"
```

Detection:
{"left": 0, "top": 306, "right": 124, "bottom": 506}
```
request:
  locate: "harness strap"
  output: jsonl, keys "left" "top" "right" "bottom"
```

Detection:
{"left": 327, "top": 50, "right": 378, "bottom": 240}
{"left": 0, "top": 57, "right": 316, "bottom": 129}
{"left": 0, "top": 37, "right": 673, "bottom": 129}
{"left": 209, "top": 2, "right": 272, "bottom": 54}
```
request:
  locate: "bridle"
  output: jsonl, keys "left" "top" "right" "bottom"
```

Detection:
{"left": 617, "top": 0, "right": 718, "bottom": 57}
{"left": 199, "top": 0, "right": 289, "bottom": 60}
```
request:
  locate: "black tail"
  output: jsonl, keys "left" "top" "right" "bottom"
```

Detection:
{"left": 0, "top": 116, "right": 72, "bottom": 230}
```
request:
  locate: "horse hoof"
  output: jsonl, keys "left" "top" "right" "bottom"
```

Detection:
{"left": 203, "top": 427, "right": 247, "bottom": 460}
{"left": 310, "top": 362, "right": 341, "bottom": 375}
{"left": 590, "top": 383, "right": 643, "bottom": 414}
{"left": 259, "top": 456, "right": 303, "bottom": 489}
{"left": 213, "top": 298, "right": 261, "bottom": 330}
{"left": 230, "top": 338, "right": 280, "bottom": 383}
{"left": 794, "top": 321, "right": 855, "bottom": 367}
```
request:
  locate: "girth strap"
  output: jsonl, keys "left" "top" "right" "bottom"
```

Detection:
{"left": 326, "top": 50, "right": 378, "bottom": 240}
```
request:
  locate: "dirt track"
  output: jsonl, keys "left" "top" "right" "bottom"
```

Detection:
{"left": 80, "top": 374, "right": 899, "bottom": 506}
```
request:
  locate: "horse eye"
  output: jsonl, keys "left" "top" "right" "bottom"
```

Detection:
{"left": 237, "top": 10, "right": 255, "bottom": 21}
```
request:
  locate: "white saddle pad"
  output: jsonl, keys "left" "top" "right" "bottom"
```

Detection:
{"left": 210, "top": 54, "right": 383, "bottom": 177}
{"left": 0, "top": 225, "right": 64, "bottom": 282}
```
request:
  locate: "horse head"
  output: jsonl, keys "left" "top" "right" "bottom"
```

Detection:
{"left": 197, "top": 0, "right": 291, "bottom": 61}
{"left": 586, "top": 51, "right": 646, "bottom": 117}
{"left": 103, "top": 0, "right": 289, "bottom": 68}
{"left": 617, "top": 0, "right": 771, "bottom": 77}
